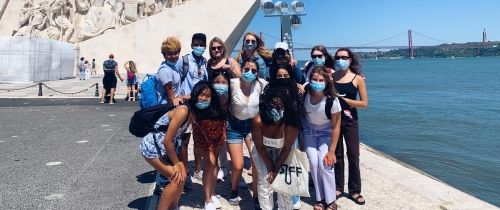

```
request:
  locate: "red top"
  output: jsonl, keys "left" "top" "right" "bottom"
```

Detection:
{"left": 193, "top": 118, "right": 226, "bottom": 149}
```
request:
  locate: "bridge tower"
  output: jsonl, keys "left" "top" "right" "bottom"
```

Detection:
{"left": 483, "top": 28, "right": 488, "bottom": 48}
{"left": 408, "top": 29, "right": 414, "bottom": 59}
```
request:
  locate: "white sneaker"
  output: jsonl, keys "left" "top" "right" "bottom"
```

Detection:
{"left": 204, "top": 202, "right": 217, "bottom": 210}
{"left": 228, "top": 195, "right": 242, "bottom": 206}
{"left": 211, "top": 195, "right": 221, "bottom": 209}
{"left": 193, "top": 170, "right": 203, "bottom": 180}
{"left": 292, "top": 195, "right": 302, "bottom": 209}
{"left": 217, "top": 169, "right": 225, "bottom": 182}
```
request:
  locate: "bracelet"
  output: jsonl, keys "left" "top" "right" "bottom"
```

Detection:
{"left": 173, "top": 162, "right": 182, "bottom": 168}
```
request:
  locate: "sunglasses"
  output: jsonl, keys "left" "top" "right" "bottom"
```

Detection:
{"left": 245, "top": 39, "right": 256, "bottom": 44}
{"left": 334, "top": 56, "right": 350, "bottom": 60}
{"left": 243, "top": 67, "right": 258, "bottom": 73}
{"left": 311, "top": 54, "right": 324, "bottom": 59}
{"left": 211, "top": 46, "right": 223, "bottom": 51}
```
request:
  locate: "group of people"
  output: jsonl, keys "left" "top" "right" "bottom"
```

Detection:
{"left": 78, "top": 57, "right": 97, "bottom": 80}
{"left": 97, "top": 54, "right": 140, "bottom": 103}
{"left": 139, "top": 32, "right": 368, "bottom": 210}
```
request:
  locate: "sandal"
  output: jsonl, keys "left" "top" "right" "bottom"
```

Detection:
{"left": 349, "top": 193, "right": 365, "bottom": 205}
{"left": 313, "top": 201, "right": 324, "bottom": 210}
{"left": 335, "top": 191, "right": 344, "bottom": 198}
{"left": 325, "top": 201, "right": 337, "bottom": 210}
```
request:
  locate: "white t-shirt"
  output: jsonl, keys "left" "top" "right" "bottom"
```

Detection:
{"left": 230, "top": 78, "right": 268, "bottom": 120}
{"left": 304, "top": 94, "right": 342, "bottom": 125}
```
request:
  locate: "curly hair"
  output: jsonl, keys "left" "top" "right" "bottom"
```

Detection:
{"left": 161, "top": 36, "right": 181, "bottom": 55}
{"left": 259, "top": 85, "right": 303, "bottom": 128}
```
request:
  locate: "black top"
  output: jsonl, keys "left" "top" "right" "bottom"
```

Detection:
{"left": 334, "top": 75, "right": 358, "bottom": 120}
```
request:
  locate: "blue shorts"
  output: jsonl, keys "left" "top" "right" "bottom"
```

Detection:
{"left": 226, "top": 117, "right": 252, "bottom": 144}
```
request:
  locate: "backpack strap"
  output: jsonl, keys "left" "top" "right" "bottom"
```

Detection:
{"left": 325, "top": 97, "right": 334, "bottom": 120}
{"left": 181, "top": 55, "right": 190, "bottom": 83}
{"left": 303, "top": 61, "right": 314, "bottom": 82}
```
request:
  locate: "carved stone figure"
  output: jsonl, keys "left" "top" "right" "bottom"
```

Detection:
{"left": 78, "top": 0, "right": 117, "bottom": 40}
{"left": 14, "top": 0, "right": 34, "bottom": 36}
{"left": 44, "top": 0, "right": 74, "bottom": 41}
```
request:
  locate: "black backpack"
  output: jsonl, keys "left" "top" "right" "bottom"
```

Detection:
{"left": 129, "top": 103, "right": 175, "bottom": 137}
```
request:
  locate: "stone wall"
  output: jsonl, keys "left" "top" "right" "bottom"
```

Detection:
{"left": 0, "top": 36, "right": 75, "bottom": 82}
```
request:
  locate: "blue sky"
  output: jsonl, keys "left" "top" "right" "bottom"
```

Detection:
{"left": 244, "top": 0, "right": 500, "bottom": 48}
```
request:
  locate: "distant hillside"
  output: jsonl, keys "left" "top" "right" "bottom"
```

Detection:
{"left": 359, "top": 41, "right": 500, "bottom": 59}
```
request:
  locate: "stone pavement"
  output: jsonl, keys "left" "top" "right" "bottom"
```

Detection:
{"left": 1, "top": 78, "right": 497, "bottom": 210}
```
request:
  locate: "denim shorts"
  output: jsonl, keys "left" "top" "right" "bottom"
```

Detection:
{"left": 226, "top": 117, "right": 252, "bottom": 144}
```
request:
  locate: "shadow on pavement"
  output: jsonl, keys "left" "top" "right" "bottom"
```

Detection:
{"left": 127, "top": 196, "right": 150, "bottom": 210}
{"left": 136, "top": 170, "right": 156, "bottom": 184}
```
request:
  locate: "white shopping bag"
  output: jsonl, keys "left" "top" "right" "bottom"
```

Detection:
{"left": 270, "top": 149, "right": 310, "bottom": 197}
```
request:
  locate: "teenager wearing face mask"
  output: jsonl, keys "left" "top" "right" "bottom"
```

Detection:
{"left": 207, "top": 37, "right": 241, "bottom": 80}
{"left": 172, "top": 33, "right": 209, "bottom": 191}
{"left": 235, "top": 32, "right": 273, "bottom": 80}
{"left": 225, "top": 57, "right": 268, "bottom": 207}
{"left": 251, "top": 64, "right": 304, "bottom": 210}
{"left": 332, "top": 48, "right": 368, "bottom": 206}
{"left": 301, "top": 45, "right": 335, "bottom": 83}
{"left": 302, "top": 66, "right": 342, "bottom": 210}
{"left": 190, "top": 81, "right": 228, "bottom": 210}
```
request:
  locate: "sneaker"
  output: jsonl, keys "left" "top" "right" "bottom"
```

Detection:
{"left": 194, "top": 170, "right": 203, "bottom": 180}
{"left": 184, "top": 176, "right": 193, "bottom": 191}
{"left": 211, "top": 195, "right": 221, "bottom": 209}
{"left": 252, "top": 197, "right": 262, "bottom": 210}
{"left": 204, "top": 201, "right": 217, "bottom": 210}
{"left": 292, "top": 195, "right": 302, "bottom": 209}
{"left": 228, "top": 195, "right": 242, "bottom": 206}
{"left": 217, "top": 169, "right": 225, "bottom": 182}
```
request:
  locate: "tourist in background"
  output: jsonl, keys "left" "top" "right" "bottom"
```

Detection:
{"left": 226, "top": 57, "right": 267, "bottom": 207}
{"left": 235, "top": 32, "right": 272, "bottom": 80}
{"left": 91, "top": 58, "right": 97, "bottom": 76}
{"left": 302, "top": 45, "right": 335, "bottom": 83}
{"left": 79, "top": 57, "right": 85, "bottom": 80}
{"left": 332, "top": 48, "right": 368, "bottom": 205}
{"left": 84, "top": 60, "right": 91, "bottom": 80}
{"left": 302, "top": 66, "right": 342, "bottom": 210}
{"left": 191, "top": 81, "right": 228, "bottom": 210}
{"left": 99, "top": 54, "right": 123, "bottom": 104}
{"left": 125, "top": 60, "right": 139, "bottom": 101}
{"left": 251, "top": 64, "right": 303, "bottom": 210}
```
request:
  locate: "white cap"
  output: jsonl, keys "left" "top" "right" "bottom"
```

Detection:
{"left": 274, "top": 42, "right": 289, "bottom": 50}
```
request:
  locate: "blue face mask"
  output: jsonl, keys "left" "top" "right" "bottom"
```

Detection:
{"left": 268, "top": 108, "right": 284, "bottom": 122}
{"left": 193, "top": 47, "right": 205, "bottom": 56}
{"left": 313, "top": 57, "right": 325, "bottom": 66}
{"left": 195, "top": 100, "right": 210, "bottom": 109}
{"left": 310, "top": 80, "right": 326, "bottom": 92}
{"left": 213, "top": 84, "right": 228, "bottom": 95}
{"left": 242, "top": 70, "right": 257, "bottom": 82}
{"left": 334, "top": 59, "right": 350, "bottom": 71}
{"left": 166, "top": 60, "right": 177, "bottom": 66}
{"left": 244, "top": 43, "right": 256, "bottom": 51}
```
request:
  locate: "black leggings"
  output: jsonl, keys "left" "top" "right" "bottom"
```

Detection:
{"left": 334, "top": 117, "right": 362, "bottom": 194}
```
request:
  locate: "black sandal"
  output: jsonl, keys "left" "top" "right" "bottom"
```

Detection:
{"left": 349, "top": 194, "right": 365, "bottom": 205}
{"left": 325, "top": 201, "right": 337, "bottom": 210}
{"left": 313, "top": 201, "right": 324, "bottom": 210}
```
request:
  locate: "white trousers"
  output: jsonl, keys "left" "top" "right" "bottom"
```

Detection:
{"left": 251, "top": 145, "right": 293, "bottom": 210}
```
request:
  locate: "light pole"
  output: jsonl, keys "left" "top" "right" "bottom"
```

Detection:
{"left": 260, "top": 0, "right": 306, "bottom": 58}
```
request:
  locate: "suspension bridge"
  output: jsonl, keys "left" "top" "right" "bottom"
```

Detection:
{"left": 254, "top": 29, "right": 491, "bottom": 58}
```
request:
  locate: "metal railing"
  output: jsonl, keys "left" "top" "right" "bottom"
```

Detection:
{"left": 0, "top": 83, "right": 99, "bottom": 97}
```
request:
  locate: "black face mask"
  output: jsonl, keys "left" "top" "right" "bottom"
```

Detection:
{"left": 274, "top": 78, "right": 291, "bottom": 87}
